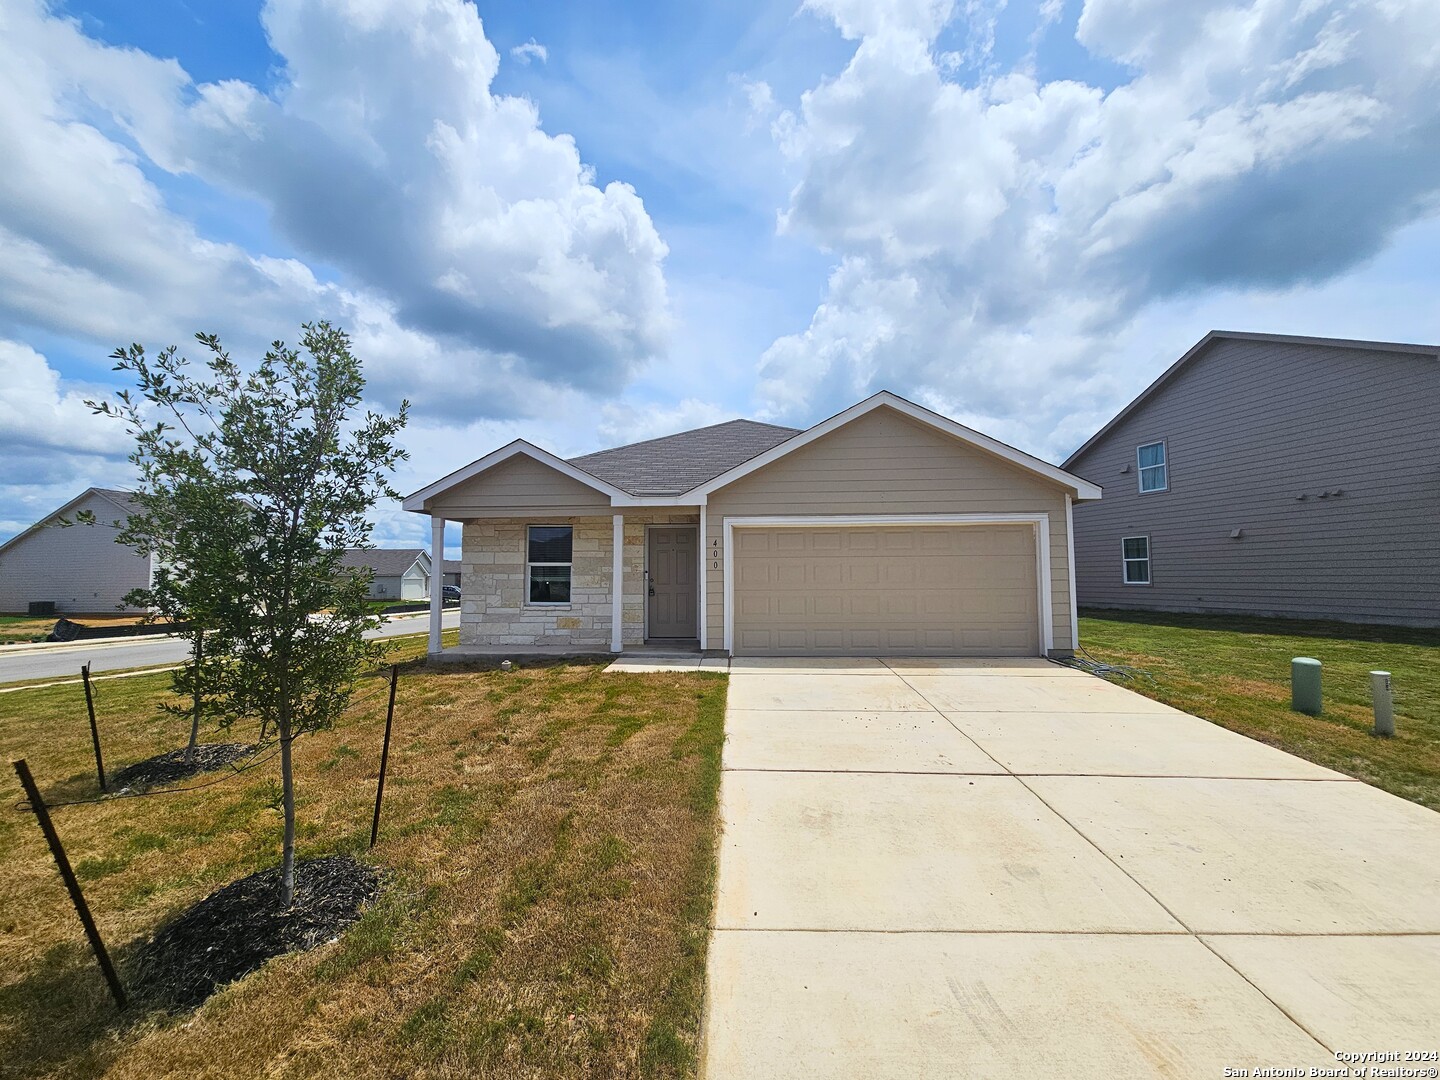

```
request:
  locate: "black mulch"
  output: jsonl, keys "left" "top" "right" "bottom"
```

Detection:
{"left": 130, "top": 855, "right": 382, "bottom": 1010}
{"left": 109, "top": 743, "right": 255, "bottom": 791}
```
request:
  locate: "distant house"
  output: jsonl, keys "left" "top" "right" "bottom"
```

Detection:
{"left": 442, "top": 560, "right": 462, "bottom": 588}
{"left": 339, "top": 548, "right": 432, "bottom": 601}
{"left": 0, "top": 488, "right": 150, "bottom": 614}
{"left": 1064, "top": 331, "right": 1440, "bottom": 628}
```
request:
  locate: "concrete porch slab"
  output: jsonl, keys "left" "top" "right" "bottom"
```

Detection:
{"left": 1028, "top": 775, "right": 1440, "bottom": 934}
{"left": 903, "top": 673, "right": 1182, "bottom": 713}
{"left": 703, "top": 931, "right": 1328, "bottom": 1080}
{"left": 724, "top": 710, "right": 1007, "bottom": 774}
{"left": 944, "top": 709, "right": 1352, "bottom": 779}
{"left": 1201, "top": 934, "right": 1440, "bottom": 1047}
{"left": 727, "top": 672, "right": 931, "bottom": 712}
{"left": 714, "top": 771, "right": 1181, "bottom": 932}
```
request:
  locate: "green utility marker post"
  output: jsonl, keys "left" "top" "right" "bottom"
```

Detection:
{"left": 1291, "top": 657, "right": 1322, "bottom": 716}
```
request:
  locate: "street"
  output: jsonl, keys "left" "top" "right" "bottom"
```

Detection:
{"left": 0, "top": 610, "right": 461, "bottom": 684}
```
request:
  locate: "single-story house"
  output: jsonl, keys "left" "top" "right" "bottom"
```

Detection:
{"left": 1063, "top": 331, "right": 1440, "bottom": 627}
{"left": 403, "top": 391, "right": 1101, "bottom": 657}
{"left": 441, "top": 560, "right": 462, "bottom": 588}
{"left": 339, "top": 548, "right": 432, "bottom": 601}
{"left": 0, "top": 488, "right": 150, "bottom": 614}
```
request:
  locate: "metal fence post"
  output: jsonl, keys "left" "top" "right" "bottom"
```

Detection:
{"left": 12, "top": 758, "right": 127, "bottom": 1009}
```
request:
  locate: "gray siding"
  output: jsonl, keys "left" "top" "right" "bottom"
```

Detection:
{"left": 0, "top": 491, "right": 152, "bottom": 614}
{"left": 1067, "top": 339, "right": 1439, "bottom": 627}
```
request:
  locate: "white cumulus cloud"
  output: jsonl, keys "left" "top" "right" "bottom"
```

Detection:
{"left": 757, "top": 0, "right": 1440, "bottom": 457}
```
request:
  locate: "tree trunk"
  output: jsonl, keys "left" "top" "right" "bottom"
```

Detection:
{"left": 184, "top": 631, "right": 203, "bottom": 764}
{"left": 279, "top": 706, "right": 296, "bottom": 909}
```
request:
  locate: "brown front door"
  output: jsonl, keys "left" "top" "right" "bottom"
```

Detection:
{"left": 647, "top": 527, "right": 698, "bottom": 639}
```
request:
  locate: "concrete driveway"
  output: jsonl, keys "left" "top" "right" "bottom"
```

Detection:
{"left": 703, "top": 657, "right": 1440, "bottom": 1078}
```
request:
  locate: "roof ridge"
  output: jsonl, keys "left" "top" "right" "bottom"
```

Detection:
{"left": 569, "top": 418, "right": 800, "bottom": 462}
{"left": 1062, "top": 329, "right": 1440, "bottom": 469}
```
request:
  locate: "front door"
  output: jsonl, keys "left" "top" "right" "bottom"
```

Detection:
{"left": 647, "top": 527, "right": 698, "bottom": 639}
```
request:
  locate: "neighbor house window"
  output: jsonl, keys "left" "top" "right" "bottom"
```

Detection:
{"left": 527, "top": 525, "right": 572, "bottom": 604}
{"left": 1137, "top": 441, "right": 1168, "bottom": 492}
{"left": 1122, "top": 536, "right": 1151, "bottom": 585}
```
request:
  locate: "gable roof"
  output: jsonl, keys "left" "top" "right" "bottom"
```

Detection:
{"left": 1063, "top": 330, "right": 1440, "bottom": 469}
{"left": 568, "top": 419, "right": 800, "bottom": 496}
{"left": 405, "top": 391, "right": 1101, "bottom": 512}
{"left": 0, "top": 487, "right": 141, "bottom": 557}
{"left": 402, "top": 438, "right": 632, "bottom": 512}
{"left": 339, "top": 548, "right": 430, "bottom": 576}
{"left": 690, "top": 392, "right": 1103, "bottom": 500}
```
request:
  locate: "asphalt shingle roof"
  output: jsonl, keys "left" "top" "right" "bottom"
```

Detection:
{"left": 568, "top": 419, "right": 801, "bottom": 496}
{"left": 339, "top": 548, "right": 427, "bottom": 577}
{"left": 91, "top": 488, "right": 142, "bottom": 514}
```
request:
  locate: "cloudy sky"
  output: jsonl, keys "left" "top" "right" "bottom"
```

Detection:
{"left": 3, "top": 0, "right": 1439, "bottom": 554}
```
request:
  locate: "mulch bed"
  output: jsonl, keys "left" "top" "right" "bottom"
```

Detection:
{"left": 130, "top": 855, "right": 382, "bottom": 1010}
{"left": 109, "top": 743, "right": 255, "bottom": 791}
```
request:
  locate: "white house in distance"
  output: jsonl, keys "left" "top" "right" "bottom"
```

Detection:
{"left": 403, "top": 391, "right": 1101, "bottom": 659}
{"left": 0, "top": 488, "right": 150, "bottom": 614}
{"left": 339, "top": 548, "right": 433, "bottom": 602}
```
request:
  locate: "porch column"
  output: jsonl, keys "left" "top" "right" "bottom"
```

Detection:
{"left": 429, "top": 516, "right": 445, "bottom": 656}
{"left": 611, "top": 513, "right": 624, "bottom": 652}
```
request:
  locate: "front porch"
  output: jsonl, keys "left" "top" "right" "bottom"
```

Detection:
{"left": 421, "top": 510, "right": 705, "bottom": 660}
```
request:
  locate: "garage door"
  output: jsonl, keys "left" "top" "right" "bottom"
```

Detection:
{"left": 731, "top": 525, "right": 1040, "bottom": 656}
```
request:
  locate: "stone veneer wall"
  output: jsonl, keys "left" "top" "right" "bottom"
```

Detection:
{"left": 460, "top": 513, "right": 699, "bottom": 647}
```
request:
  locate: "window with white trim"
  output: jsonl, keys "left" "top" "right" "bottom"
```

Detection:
{"left": 1122, "top": 536, "right": 1151, "bottom": 585}
{"left": 1137, "top": 441, "right": 1168, "bottom": 492}
{"left": 527, "top": 525, "right": 572, "bottom": 604}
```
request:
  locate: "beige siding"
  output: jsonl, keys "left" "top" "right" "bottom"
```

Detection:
{"left": 427, "top": 455, "right": 612, "bottom": 518}
{"left": 732, "top": 524, "right": 1040, "bottom": 655}
{"left": 704, "top": 407, "right": 1075, "bottom": 653}
{"left": 1068, "top": 340, "right": 1440, "bottom": 627}
{"left": 0, "top": 491, "right": 151, "bottom": 614}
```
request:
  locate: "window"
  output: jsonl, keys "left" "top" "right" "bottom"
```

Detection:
{"left": 1137, "top": 441, "right": 1168, "bottom": 493}
{"left": 1122, "top": 536, "right": 1151, "bottom": 585}
{"left": 527, "top": 525, "right": 572, "bottom": 604}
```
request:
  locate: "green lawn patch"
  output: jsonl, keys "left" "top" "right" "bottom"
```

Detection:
{"left": 1080, "top": 609, "right": 1440, "bottom": 810}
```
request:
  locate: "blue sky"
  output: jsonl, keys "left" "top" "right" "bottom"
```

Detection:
{"left": 3, "top": 0, "right": 1439, "bottom": 555}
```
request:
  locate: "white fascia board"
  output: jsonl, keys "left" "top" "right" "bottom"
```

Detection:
{"left": 401, "top": 439, "right": 629, "bottom": 513}
{"left": 610, "top": 493, "right": 707, "bottom": 507}
{"left": 685, "top": 391, "right": 1103, "bottom": 501}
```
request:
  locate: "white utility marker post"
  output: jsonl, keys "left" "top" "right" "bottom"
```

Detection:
{"left": 429, "top": 516, "right": 445, "bottom": 656}
{"left": 611, "top": 514, "right": 624, "bottom": 653}
{"left": 1371, "top": 670, "right": 1395, "bottom": 737}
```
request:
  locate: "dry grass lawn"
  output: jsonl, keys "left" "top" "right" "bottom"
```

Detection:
{"left": 0, "top": 632, "right": 726, "bottom": 1078}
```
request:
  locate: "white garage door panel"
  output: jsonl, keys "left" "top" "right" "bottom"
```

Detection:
{"left": 732, "top": 526, "right": 1040, "bottom": 657}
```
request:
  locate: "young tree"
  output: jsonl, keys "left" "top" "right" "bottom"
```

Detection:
{"left": 92, "top": 323, "right": 408, "bottom": 906}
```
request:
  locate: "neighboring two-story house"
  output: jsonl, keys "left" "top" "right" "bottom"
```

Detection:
{"left": 1063, "top": 331, "right": 1440, "bottom": 628}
